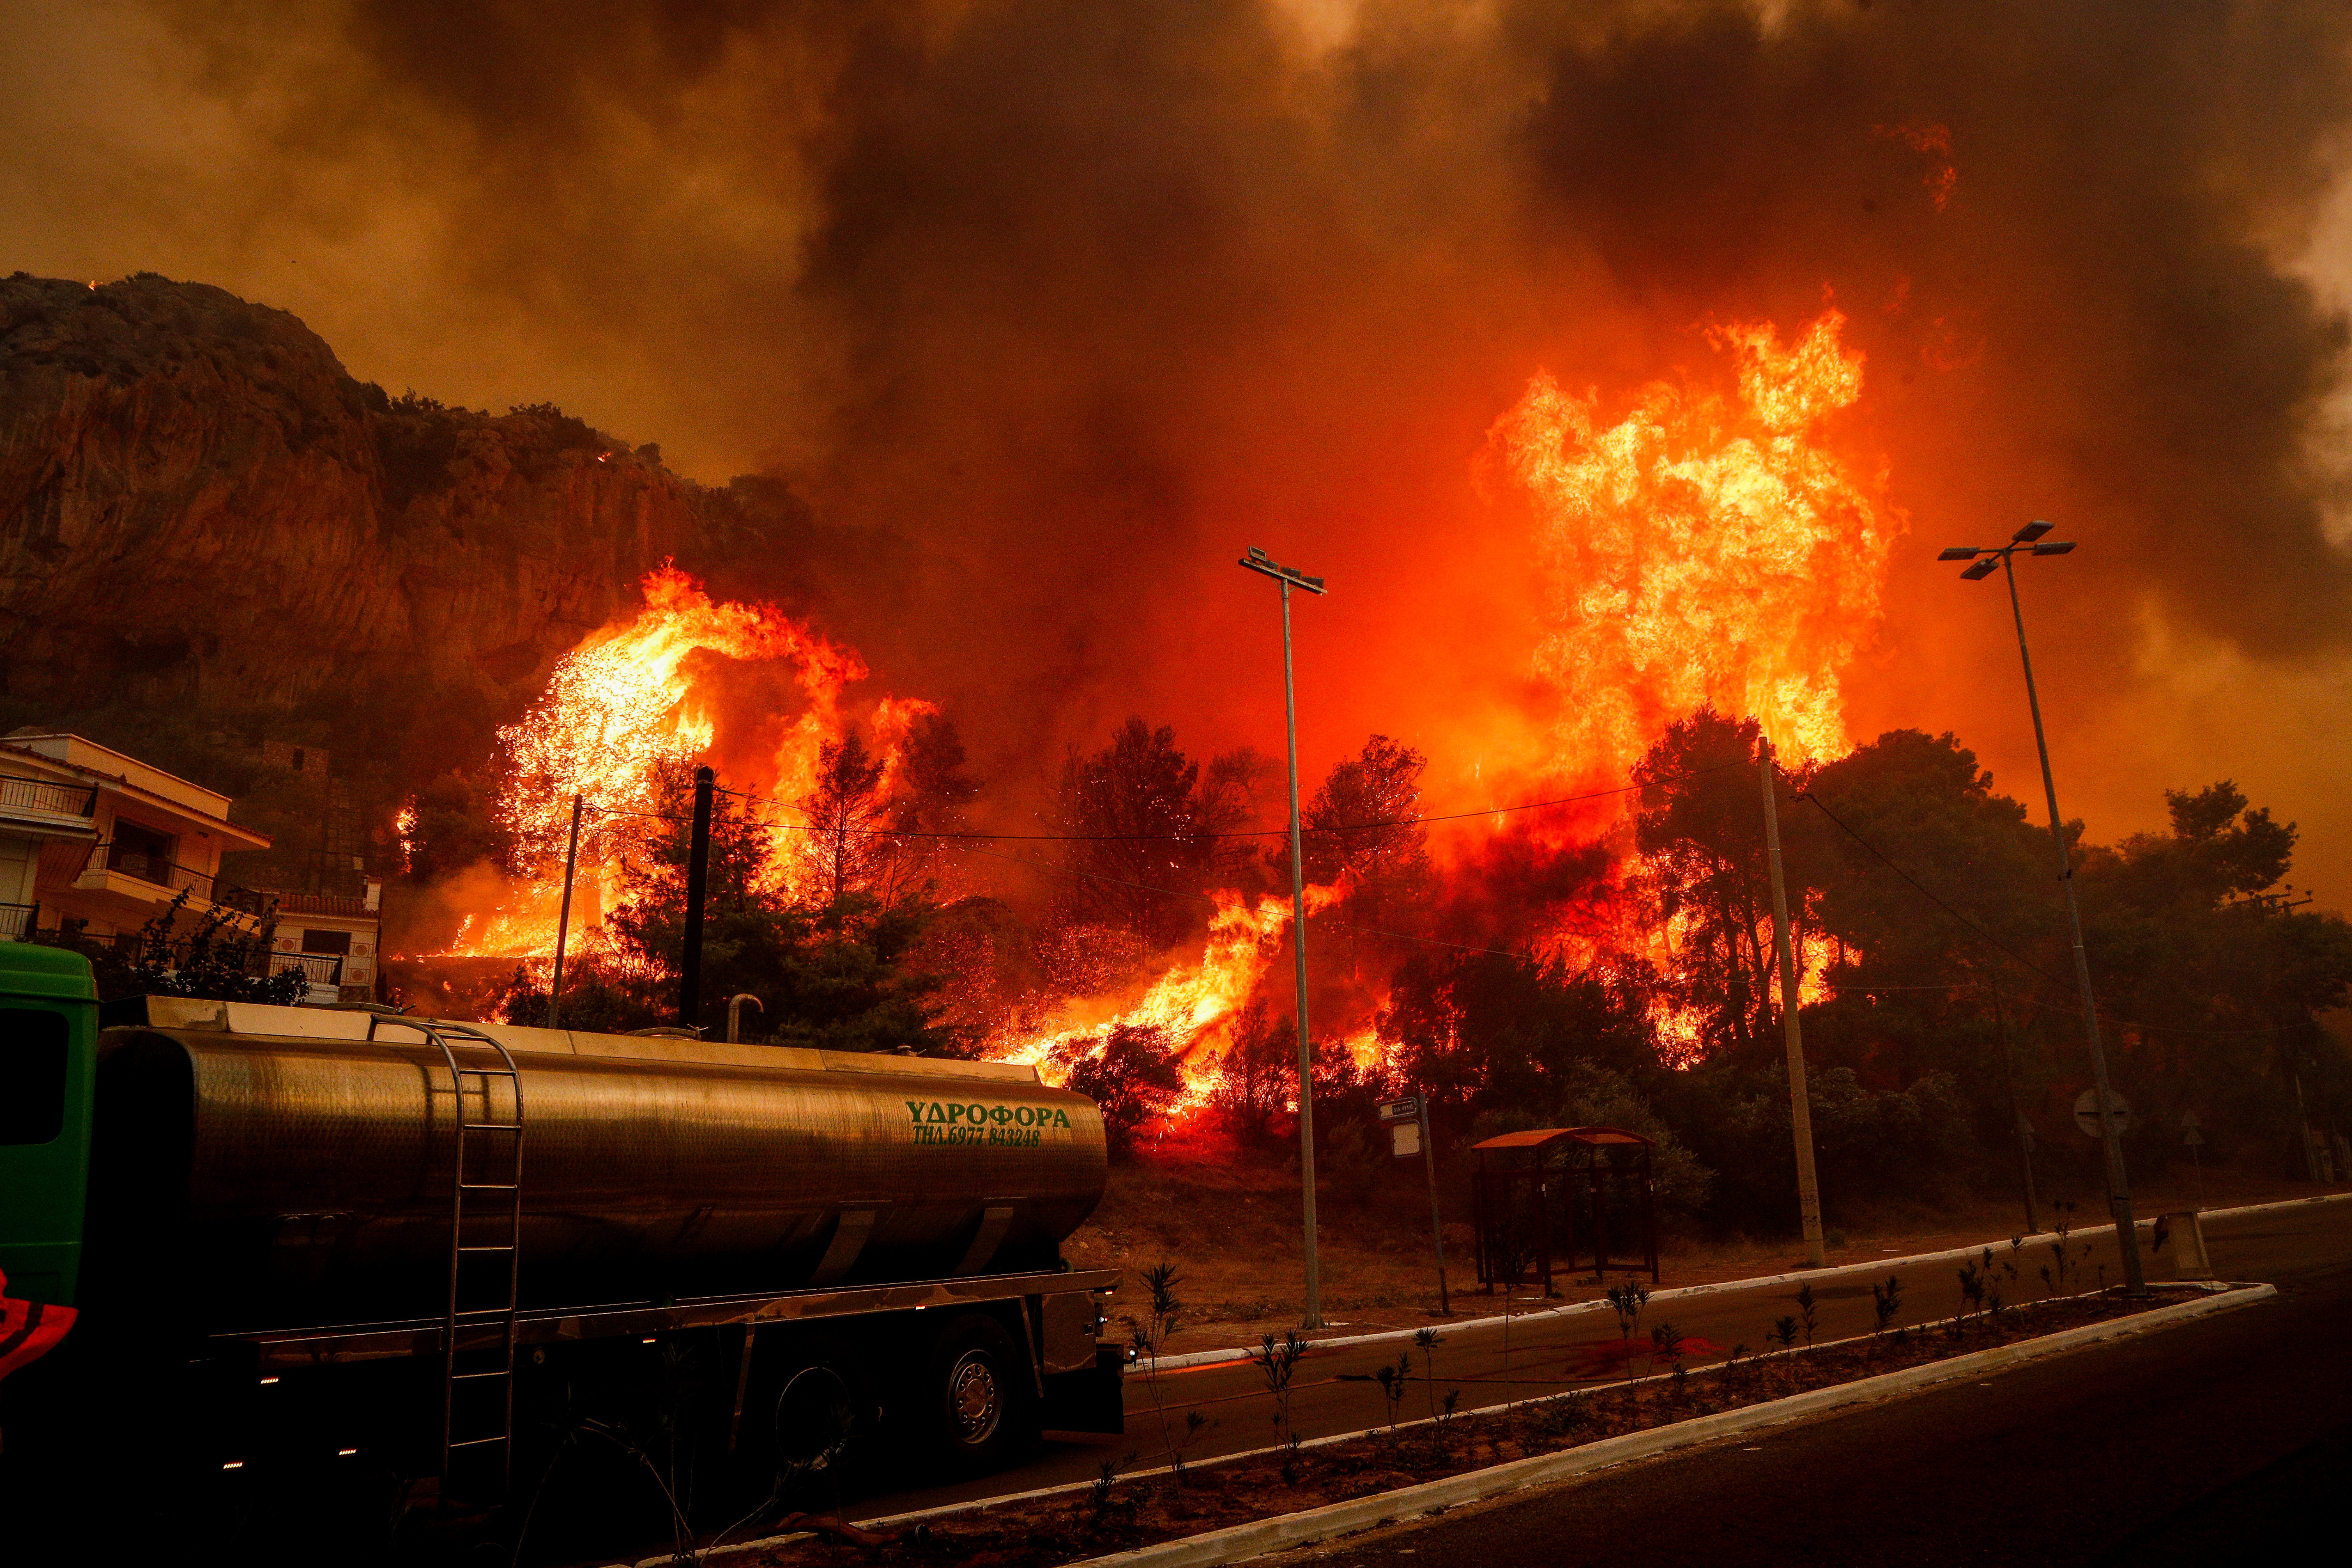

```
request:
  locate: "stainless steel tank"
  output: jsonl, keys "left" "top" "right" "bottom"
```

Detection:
{"left": 84, "top": 1002, "right": 1106, "bottom": 1331}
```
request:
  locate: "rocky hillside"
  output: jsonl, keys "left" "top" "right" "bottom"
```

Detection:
{"left": 0, "top": 272, "right": 791, "bottom": 755}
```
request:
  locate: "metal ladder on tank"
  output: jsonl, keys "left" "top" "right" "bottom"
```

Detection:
{"left": 375, "top": 1016, "right": 527, "bottom": 1499}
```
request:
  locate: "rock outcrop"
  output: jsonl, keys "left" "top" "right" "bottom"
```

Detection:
{"left": 0, "top": 272, "right": 763, "bottom": 739}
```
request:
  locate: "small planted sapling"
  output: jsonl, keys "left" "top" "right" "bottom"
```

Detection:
{"left": 1253, "top": 1330, "right": 1309, "bottom": 1484}
{"left": 1795, "top": 1281, "right": 1818, "bottom": 1349}
{"left": 1957, "top": 1261, "right": 1986, "bottom": 1325}
{"left": 1086, "top": 1453, "right": 1139, "bottom": 1533}
{"left": 1650, "top": 1322, "right": 1689, "bottom": 1405}
{"left": 1770, "top": 1315, "right": 1800, "bottom": 1389}
{"left": 1413, "top": 1328, "right": 1445, "bottom": 1423}
{"left": 2048, "top": 1201, "right": 2077, "bottom": 1294}
{"left": 1374, "top": 1352, "right": 1413, "bottom": 1434}
{"left": 1870, "top": 1275, "right": 1903, "bottom": 1343}
{"left": 1126, "top": 1260, "right": 1191, "bottom": 1481}
{"left": 1607, "top": 1280, "right": 1650, "bottom": 1344}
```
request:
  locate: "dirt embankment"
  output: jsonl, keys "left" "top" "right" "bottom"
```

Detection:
{"left": 1066, "top": 1140, "right": 2338, "bottom": 1353}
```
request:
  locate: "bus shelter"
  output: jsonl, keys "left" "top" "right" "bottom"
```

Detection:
{"left": 1470, "top": 1126, "right": 1658, "bottom": 1293}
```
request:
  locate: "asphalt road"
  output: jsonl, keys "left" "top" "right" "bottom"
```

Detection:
{"left": 1294, "top": 1197, "right": 2352, "bottom": 1567}
{"left": 857, "top": 1195, "right": 2352, "bottom": 1527}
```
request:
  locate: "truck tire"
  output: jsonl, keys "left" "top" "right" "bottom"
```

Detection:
{"left": 922, "top": 1314, "right": 1035, "bottom": 1473}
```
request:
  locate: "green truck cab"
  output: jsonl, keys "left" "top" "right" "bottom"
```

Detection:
{"left": 0, "top": 943, "right": 98, "bottom": 1308}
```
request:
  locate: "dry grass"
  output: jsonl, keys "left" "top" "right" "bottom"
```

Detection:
{"left": 1061, "top": 1132, "right": 2336, "bottom": 1354}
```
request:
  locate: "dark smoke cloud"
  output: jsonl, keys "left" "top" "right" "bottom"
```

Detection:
{"left": 14, "top": 1, "right": 2352, "bottom": 886}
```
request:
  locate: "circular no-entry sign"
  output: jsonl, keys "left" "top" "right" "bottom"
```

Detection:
{"left": 2074, "top": 1087, "right": 2132, "bottom": 1137}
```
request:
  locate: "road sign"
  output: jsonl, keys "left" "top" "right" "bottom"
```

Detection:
{"left": 1376, "top": 1095, "right": 1421, "bottom": 1124}
{"left": 2074, "top": 1087, "right": 2131, "bottom": 1138}
{"left": 1390, "top": 1120, "right": 1422, "bottom": 1158}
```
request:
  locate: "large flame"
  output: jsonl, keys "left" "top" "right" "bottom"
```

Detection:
{"left": 432, "top": 311, "right": 1897, "bottom": 1122}
{"left": 1487, "top": 308, "right": 1899, "bottom": 776}
{"left": 449, "top": 565, "right": 894, "bottom": 957}
{"left": 981, "top": 310, "right": 1899, "bottom": 1117}
{"left": 996, "top": 885, "right": 1343, "bottom": 1108}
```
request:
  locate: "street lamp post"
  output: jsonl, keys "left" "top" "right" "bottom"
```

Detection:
{"left": 1239, "top": 545, "right": 1328, "bottom": 1331}
{"left": 546, "top": 793, "right": 584, "bottom": 1030}
{"left": 1940, "top": 522, "right": 2147, "bottom": 1297}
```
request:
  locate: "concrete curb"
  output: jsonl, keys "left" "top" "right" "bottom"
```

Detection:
{"left": 1063, "top": 1282, "right": 2278, "bottom": 1568}
{"left": 1147, "top": 1188, "right": 2347, "bottom": 1371}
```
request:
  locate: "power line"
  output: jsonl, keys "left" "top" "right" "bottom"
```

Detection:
{"left": 562, "top": 762, "right": 2306, "bottom": 1040}
{"left": 1788, "top": 774, "right": 2296, "bottom": 1040}
{"left": 700, "top": 758, "right": 1746, "bottom": 844}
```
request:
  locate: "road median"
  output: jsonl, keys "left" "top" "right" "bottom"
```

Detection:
{"left": 689, "top": 1281, "right": 2273, "bottom": 1568}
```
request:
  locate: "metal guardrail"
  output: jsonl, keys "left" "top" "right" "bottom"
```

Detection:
{"left": 0, "top": 773, "right": 99, "bottom": 818}
{"left": 268, "top": 951, "right": 345, "bottom": 987}
{"left": 0, "top": 901, "right": 35, "bottom": 940}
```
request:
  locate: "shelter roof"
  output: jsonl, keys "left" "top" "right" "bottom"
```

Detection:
{"left": 1471, "top": 1125, "right": 1653, "bottom": 1152}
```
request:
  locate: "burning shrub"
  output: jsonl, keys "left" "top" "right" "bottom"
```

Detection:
{"left": 1064, "top": 1023, "right": 1184, "bottom": 1157}
{"left": 1208, "top": 999, "right": 1292, "bottom": 1149}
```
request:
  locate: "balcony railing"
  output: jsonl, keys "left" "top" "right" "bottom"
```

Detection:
{"left": 0, "top": 773, "right": 98, "bottom": 819}
{"left": 267, "top": 951, "right": 345, "bottom": 988}
{"left": 94, "top": 842, "right": 267, "bottom": 915}
{"left": 0, "top": 901, "right": 35, "bottom": 940}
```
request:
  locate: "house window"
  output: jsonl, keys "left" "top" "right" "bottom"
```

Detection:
{"left": 108, "top": 819, "right": 178, "bottom": 885}
{"left": 301, "top": 929, "right": 352, "bottom": 957}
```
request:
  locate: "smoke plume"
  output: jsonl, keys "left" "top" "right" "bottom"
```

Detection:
{"left": 5, "top": 0, "right": 2350, "bottom": 889}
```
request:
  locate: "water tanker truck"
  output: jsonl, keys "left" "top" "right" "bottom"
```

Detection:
{"left": 0, "top": 942, "right": 1123, "bottom": 1540}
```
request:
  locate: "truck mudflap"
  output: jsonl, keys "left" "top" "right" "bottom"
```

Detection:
{"left": 1039, "top": 1341, "right": 1125, "bottom": 1437}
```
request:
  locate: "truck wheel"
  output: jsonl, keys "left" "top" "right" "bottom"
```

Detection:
{"left": 923, "top": 1314, "right": 1034, "bottom": 1472}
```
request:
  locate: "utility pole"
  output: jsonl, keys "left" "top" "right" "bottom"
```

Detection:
{"left": 1940, "top": 523, "right": 2147, "bottom": 1296}
{"left": 1988, "top": 968, "right": 2039, "bottom": 1235}
{"left": 2246, "top": 889, "right": 2319, "bottom": 1179}
{"left": 679, "top": 766, "right": 715, "bottom": 1032}
{"left": 1418, "top": 1094, "right": 1449, "bottom": 1316}
{"left": 545, "top": 794, "right": 583, "bottom": 1030}
{"left": 1239, "top": 546, "right": 1328, "bottom": 1330}
{"left": 1758, "top": 738, "right": 1825, "bottom": 1268}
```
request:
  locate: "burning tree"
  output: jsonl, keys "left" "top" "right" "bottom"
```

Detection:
{"left": 1632, "top": 708, "right": 1788, "bottom": 1061}
{"left": 1064, "top": 1023, "right": 1185, "bottom": 1157}
{"left": 1289, "top": 734, "right": 1436, "bottom": 981}
{"left": 1050, "top": 718, "right": 1268, "bottom": 951}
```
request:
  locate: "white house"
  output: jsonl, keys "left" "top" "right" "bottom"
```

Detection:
{"left": 0, "top": 730, "right": 272, "bottom": 944}
{"left": 266, "top": 884, "right": 385, "bottom": 1005}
